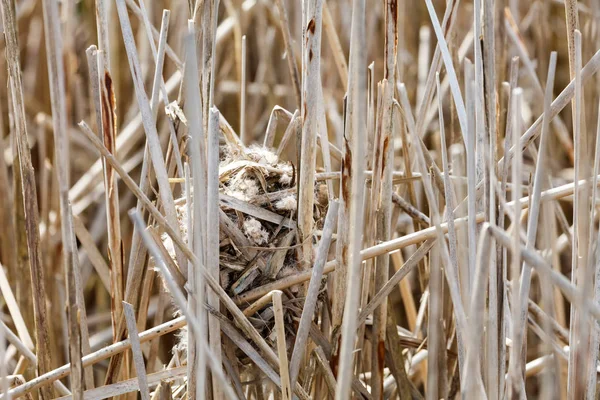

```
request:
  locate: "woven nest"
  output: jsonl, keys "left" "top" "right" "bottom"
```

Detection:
{"left": 160, "top": 142, "right": 329, "bottom": 352}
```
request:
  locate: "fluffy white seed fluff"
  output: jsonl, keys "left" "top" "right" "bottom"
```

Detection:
{"left": 279, "top": 164, "right": 293, "bottom": 185}
{"left": 243, "top": 217, "right": 269, "bottom": 244}
{"left": 275, "top": 195, "right": 297, "bottom": 211}
{"left": 246, "top": 145, "right": 279, "bottom": 166}
{"left": 224, "top": 176, "right": 259, "bottom": 201}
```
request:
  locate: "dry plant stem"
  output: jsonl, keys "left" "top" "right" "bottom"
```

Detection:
{"left": 201, "top": 0, "right": 220, "bottom": 135}
{"left": 0, "top": 313, "right": 7, "bottom": 400}
{"left": 289, "top": 201, "right": 339, "bottom": 387}
{"left": 263, "top": 106, "right": 293, "bottom": 148}
{"left": 466, "top": 79, "right": 477, "bottom": 296}
{"left": 322, "top": 1, "right": 348, "bottom": 86}
{"left": 334, "top": 0, "right": 367, "bottom": 398}
{"left": 515, "top": 51, "right": 557, "bottom": 381}
{"left": 370, "top": 1, "right": 399, "bottom": 394}
{"left": 240, "top": 35, "right": 248, "bottom": 144}
{"left": 122, "top": 302, "right": 151, "bottom": 400}
{"left": 271, "top": 291, "right": 291, "bottom": 400}
{"left": 585, "top": 97, "right": 600, "bottom": 398}
{"left": 94, "top": 0, "right": 110, "bottom": 70}
{"left": 371, "top": 79, "right": 394, "bottom": 400}
{"left": 95, "top": 47, "right": 128, "bottom": 388}
{"left": 317, "top": 84, "right": 334, "bottom": 198}
{"left": 68, "top": 208, "right": 94, "bottom": 390}
{"left": 206, "top": 107, "right": 223, "bottom": 399}
{"left": 508, "top": 88, "right": 524, "bottom": 399}
{"left": 392, "top": 193, "right": 430, "bottom": 226}
{"left": 0, "top": 1, "right": 53, "bottom": 398}
{"left": 97, "top": 48, "right": 124, "bottom": 338}
{"left": 298, "top": 0, "right": 323, "bottom": 268}
{"left": 274, "top": 0, "right": 301, "bottom": 107}
{"left": 183, "top": 23, "right": 207, "bottom": 400}
{"left": 463, "top": 225, "right": 491, "bottom": 398}
{"left": 569, "top": 30, "right": 592, "bottom": 400}
{"left": 482, "top": 0, "right": 499, "bottom": 394}
{"left": 436, "top": 74, "right": 464, "bottom": 375}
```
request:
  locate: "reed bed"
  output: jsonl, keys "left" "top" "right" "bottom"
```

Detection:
{"left": 1, "top": 0, "right": 600, "bottom": 398}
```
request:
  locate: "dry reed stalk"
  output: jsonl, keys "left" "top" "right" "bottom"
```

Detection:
{"left": 568, "top": 29, "right": 593, "bottom": 400}
{"left": 206, "top": 107, "right": 223, "bottom": 399}
{"left": 298, "top": 0, "right": 323, "bottom": 270}
{"left": 334, "top": 0, "right": 367, "bottom": 397}
{"left": 182, "top": 22, "right": 207, "bottom": 400}
{"left": 0, "top": 2, "right": 53, "bottom": 398}
{"left": 585, "top": 97, "right": 600, "bottom": 398}
{"left": 508, "top": 87, "right": 524, "bottom": 399}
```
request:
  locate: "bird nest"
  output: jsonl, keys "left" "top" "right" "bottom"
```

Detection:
{"left": 161, "top": 143, "right": 330, "bottom": 351}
